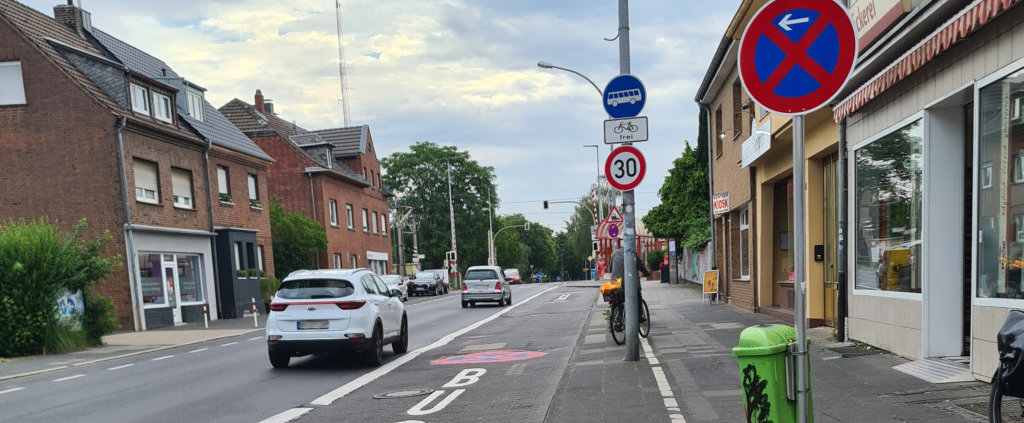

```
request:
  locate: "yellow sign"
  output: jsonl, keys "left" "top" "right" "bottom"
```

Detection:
{"left": 703, "top": 270, "right": 719, "bottom": 294}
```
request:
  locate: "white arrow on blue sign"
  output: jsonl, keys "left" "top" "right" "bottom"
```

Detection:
{"left": 603, "top": 74, "right": 646, "bottom": 119}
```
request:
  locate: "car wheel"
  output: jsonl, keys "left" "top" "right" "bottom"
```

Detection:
{"left": 497, "top": 296, "right": 505, "bottom": 307}
{"left": 364, "top": 324, "right": 384, "bottom": 366}
{"left": 462, "top": 301, "right": 469, "bottom": 308}
{"left": 507, "top": 293, "right": 512, "bottom": 305}
{"left": 269, "top": 349, "right": 290, "bottom": 369}
{"left": 392, "top": 316, "right": 409, "bottom": 354}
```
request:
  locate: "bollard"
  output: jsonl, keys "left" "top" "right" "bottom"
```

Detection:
{"left": 203, "top": 302, "right": 209, "bottom": 329}
{"left": 251, "top": 297, "right": 258, "bottom": 328}
{"left": 732, "top": 324, "right": 813, "bottom": 423}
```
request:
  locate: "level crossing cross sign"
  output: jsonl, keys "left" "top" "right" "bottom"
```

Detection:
{"left": 738, "top": 0, "right": 857, "bottom": 115}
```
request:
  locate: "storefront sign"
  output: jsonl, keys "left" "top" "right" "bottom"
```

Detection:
{"left": 703, "top": 270, "right": 719, "bottom": 294}
{"left": 712, "top": 192, "right": 730, "bottom": 215}
{"left": 741, "top": 118, "right": 772, "bottom": 168}
{"left": 851, "top": 0, "right": 911, "bottom": 52}
{"left": 56, "top": 290, "right": 85, "bottom": 329}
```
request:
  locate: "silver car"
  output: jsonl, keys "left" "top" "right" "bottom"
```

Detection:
{"left": 381, "top": 274, "right": 409, "bottom": 301}
{"left": 461, "top": 265, "right": 511, "bottom": 308}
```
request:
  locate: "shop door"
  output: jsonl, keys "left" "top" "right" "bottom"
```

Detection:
{"left": 163, "top": 255, "right": 182, "bottom": 324}
{"left": 823, "top": 155, "right": 839, "bottom": 327}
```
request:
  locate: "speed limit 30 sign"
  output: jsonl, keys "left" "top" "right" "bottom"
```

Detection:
{"left": 605, "top": 145, "right": 646, "bottom": 191}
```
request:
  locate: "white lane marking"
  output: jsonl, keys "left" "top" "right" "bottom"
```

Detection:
{"left": 53, "top": 374, "right": 85, "bottom": 382}
{"left": 189, "top": 348, "right": 208, "bottom": 354}
{"left": 248, "top": 336, "right": 263, "bottom": 341}
{"left": 553, "top": 293, "right": 571, "bottom": 302}
{"left": 310, "top": 285, "right": 559, "bottom": 406}
{"left": 221, "top": 342, "right": 238, "bottom": 347}
{"left": 257, "top": 407, "right": 313, "bottom": 423}
{"left": 107, "top": 364, "right": 134, "bottom": 371}
{"left": 0, "top": 387, "right": 25, "bottom": 395}
{"left": 640, "top": 336, "right": 686, "bottom": 423}
{"left": 152, "top": 355, "right": 174, "bottom": 361}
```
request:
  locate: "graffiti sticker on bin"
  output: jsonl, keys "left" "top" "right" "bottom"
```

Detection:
{"left": 431, "top": 350, "right": 546, "bottom": 365}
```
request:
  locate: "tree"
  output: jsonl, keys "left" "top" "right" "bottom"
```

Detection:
{"left": 270, "top": 199, "right": 327, "bottom": 278}
{"left": 497, "top": 214, "right": 557, "bottom": 277}
{"left": 643, "top": 108, "right": 712, "bottom": 249}
{"left": 382, "top": 142, "right": 496, "bottom": 274}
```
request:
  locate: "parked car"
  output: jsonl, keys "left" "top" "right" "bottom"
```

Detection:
{"left": 461, "top": 265, "right": 511, "bottom": 308}
{"left": 265, "top": 268, "right": 408, "bottom": 368}
{"left": 425, "top": 268, "right": 450, "bottom": 294}
{"left": 503, "top": 268, "right": 522, "bottom": 284}
{"left": 381, "top": 274, "right": 409, "bottom": 301}
{"left": 409, "top": 271, "right": 444, "bottom": 296}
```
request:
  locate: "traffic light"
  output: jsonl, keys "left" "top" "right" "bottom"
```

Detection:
{"left": 543, "top": 200, "right": 549, "bottom": 209}
{"left": 592, "top": 240, "right": 599, "bottom": 253}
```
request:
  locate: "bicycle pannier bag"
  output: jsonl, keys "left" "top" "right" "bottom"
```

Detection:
{"left": 997, "top": 309, "right": 1024, "bottom": 397}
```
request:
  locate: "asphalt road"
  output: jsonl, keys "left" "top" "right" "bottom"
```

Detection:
{"left": 0, "top": 283, "right": 565, "bottom": 423}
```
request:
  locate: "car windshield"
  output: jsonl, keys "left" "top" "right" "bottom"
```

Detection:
{"left": 465, "top": 269, "right": 498, "bottom": 280}
{"left": 504, "top": 269, "right": 519, "bottom": 276}
{"left": 381, "top": 276, "right": 403, "bottom": 286}
{"left": 277, "top": 278, "right": 355, "bottom": 299}
{"left": 413, "top": 272, "right": 434, "bottom": 280}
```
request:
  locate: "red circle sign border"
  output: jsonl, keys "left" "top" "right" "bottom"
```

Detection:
{"left": 738, "top": 0, "right": 858, "bottom": 116}
{"left": 605, "top": 145, "right": 646, "bottom": 191}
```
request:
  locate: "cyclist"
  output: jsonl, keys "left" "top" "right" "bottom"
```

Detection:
{"left": 610, "top": 247, "right": 650, "bottom": 321}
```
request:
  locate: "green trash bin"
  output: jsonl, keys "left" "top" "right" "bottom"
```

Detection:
{"left": 732, "top": 324, "right": 812, "bottom": 423}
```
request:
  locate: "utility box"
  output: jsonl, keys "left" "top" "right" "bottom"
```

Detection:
{"left": 732, "top": 324, "right": 813, "bottom": 423}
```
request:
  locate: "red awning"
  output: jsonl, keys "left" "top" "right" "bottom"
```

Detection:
{"left": 833, "top": 0, "right": 1023, "bottom": 123}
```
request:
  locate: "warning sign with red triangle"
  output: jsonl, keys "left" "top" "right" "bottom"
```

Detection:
{"left": 602, "top": 206, "right": 623, "bottom": 225}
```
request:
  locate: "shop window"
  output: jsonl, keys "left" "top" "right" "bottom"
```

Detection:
{"left": 978, "top": 67, "right": 1024, "bottom": 300}
{"left": 854, "top": 118, "right": 923, "bottom": 293}
{"left": 176, "top": 255, "right": 202, "bottom": 303}
{"left": 138, "top": 253, "right": 164, "bottom": 305}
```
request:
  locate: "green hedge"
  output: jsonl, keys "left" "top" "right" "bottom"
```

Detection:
{"left": 0, "top": 218, "right": 120, "bottom": 357}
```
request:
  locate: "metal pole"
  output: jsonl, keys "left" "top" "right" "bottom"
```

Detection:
{"left": 447, "top": 161, "right": 459, "bottom": 287}
{"left": 411, "top": 221, "right": 420, "bottom": 272}
{"left": 488, "top": 190, "right": 495, "bottom": 266}
{"left": 793, "top": 115, "right": 808, "bottom": 423}
{"left": 616, "top": 0, "right": 640, "bottom": 362}
{"left": 396, "top": 213, "right": 406, "bottom": 277}
{"left": 837, "top": 119, "right": 848, "bottom": 342}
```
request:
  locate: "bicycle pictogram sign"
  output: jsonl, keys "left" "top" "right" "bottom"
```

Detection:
{"left": 738, "top": 0, "right": 857, "bottom": 115}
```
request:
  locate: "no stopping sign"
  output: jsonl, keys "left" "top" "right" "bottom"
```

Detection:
{"left": 605, "top": 145, "right": 646, "bottom": 191}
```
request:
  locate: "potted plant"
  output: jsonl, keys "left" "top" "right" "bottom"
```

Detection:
{"left": 248, "top": 268, "right": 261, "bottom": 278}
{"left": 219, "top": 193, "right": 233, "bottom": 203}
{"left": 261, "top": 276, "right": 281, "bottom": 313}
{"left": 235, "top": 269, "right": 246, "bottom": 278}
{"left": 249, "top": 198, "right": 261, "bottom": 208}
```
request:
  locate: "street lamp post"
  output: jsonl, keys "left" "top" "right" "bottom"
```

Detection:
{"left": 583, "top": 144, "right": 603, "bottom": 229}
{"left": 537, "top": 61, "right": 603, "bottom": 98}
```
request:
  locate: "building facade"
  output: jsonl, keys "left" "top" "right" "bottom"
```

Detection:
{"left": 220, "top": 92, "right": 392, "bottom": 276}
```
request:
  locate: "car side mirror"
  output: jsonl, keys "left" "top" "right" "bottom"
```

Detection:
{"left": 391, "top": 289, "right": 401, "bottom": 297}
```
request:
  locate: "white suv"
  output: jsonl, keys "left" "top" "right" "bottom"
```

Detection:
{"left": 266, "top": 268, "right": 408, "bottom": 368}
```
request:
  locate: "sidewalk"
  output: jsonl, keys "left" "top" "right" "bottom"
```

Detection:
{"left": 0, "top": 313, "right": 264, "bottom": 382}
{"left": 547, "top": 278, "right": 992, "bottom": 423}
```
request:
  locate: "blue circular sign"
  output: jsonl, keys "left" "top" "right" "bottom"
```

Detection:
{"left": 603, "top": 75, "right": 646, "bottom": 119}
{"left": 608, "top": 223, "right": 620, "bottom": 238}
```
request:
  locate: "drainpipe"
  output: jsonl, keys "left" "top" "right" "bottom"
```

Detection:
{"left": 750, "top": 168, "right": 759, "bottom": 313}
{"left": 309, "top": 173, "right": 320, "bottom": 268}
{"left": 703, "top": 104, "right": 716, "bottom": 271}
{"left": 837, "top": 118, "right": 848, "bottom": 342}
{"left": 202, "top": 136, "right": 221, "bottom": 319}
{"left": 114, "top": 116, "right": 144, "bottom": 331}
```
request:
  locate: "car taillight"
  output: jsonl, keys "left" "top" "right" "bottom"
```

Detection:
{"left": 269, "top": 303, "right": 288, "bottom": 312}
{"left": 494, "top": 282, "right": 502, "bottom": 291}
{"left": 336, "top": 300, "right": 366, "bottom": 310}
{"left": 462, "top": 283, "right": 468, "bottom": 292}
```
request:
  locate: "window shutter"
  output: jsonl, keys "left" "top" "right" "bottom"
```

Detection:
{"left": 172, "top": 168, "right": 191, "bottom": 199}
{"left": 134, "top": 160, "right": 157, "bottom": 192}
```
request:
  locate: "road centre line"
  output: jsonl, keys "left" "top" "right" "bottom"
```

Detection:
{"left": 53, "top": 374, "right": 85, "bottom": 382}
{"left": 151, "top": 355, "right": 174, "bottom": 361}
{"left": 189, "top": 348, "right": 208, "bottom": 354}
{"left": 309, "top": 285, "right": 560, "bottom": 406}
{"left": 257, "top": 407, "right": 313, "bottom": 423}
{"left": 0, "top": 387, "right": 24, "bottom": 395}
{"left": 248, "top": 336, "right": 263, "bottom": 341}
{"left": 221, "top": 342, "right": 238, "bottom": 347}
{"left": 107, "top": 364, "right": 134, "bottom": 371}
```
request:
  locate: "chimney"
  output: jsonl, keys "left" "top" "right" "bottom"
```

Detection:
{"left": 54, "top": 2, "right": 82, "bottom": 33}
{"left": 264, "top": 100, "right": 274, "bottom": 115}
{"left": 254, "top": 89, "right": 265, "bottom": 113}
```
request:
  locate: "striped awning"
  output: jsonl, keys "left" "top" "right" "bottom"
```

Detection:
{"left": 833, "top": 0, "right": 1023, "bottom": 123}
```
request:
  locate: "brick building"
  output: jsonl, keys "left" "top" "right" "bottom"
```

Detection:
{"left": 220, "top": 92, "right": 392, "bottom": 275}
{"left": 0, "top": 0, "right": 276, "bottom": 330}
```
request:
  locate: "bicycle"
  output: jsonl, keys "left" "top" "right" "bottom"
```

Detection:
{"left": 613, "top": 121, "right": 639, "bottom": 134}
{"left": 607, "top": 287, "right": 649, "bottom": 345}
{"left": 990, "top": 309, "right": 1024, "bottom": 422}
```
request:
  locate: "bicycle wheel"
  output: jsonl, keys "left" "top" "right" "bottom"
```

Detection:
{"left": 610, "top": 305, "right": 625, "bottom": 345}
{"left": 991, "top": 367, "right": 1024, "bottom": 422}
{"left": 639, "top": 299, "right": 650, "bottom": 338}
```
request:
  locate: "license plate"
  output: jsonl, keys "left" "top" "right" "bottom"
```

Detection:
{"left": 297, "top": 320, "right": 328, "bottom": 330}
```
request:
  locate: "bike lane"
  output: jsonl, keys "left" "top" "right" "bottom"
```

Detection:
{"left": 271, "top": 284, "right": 595, "bottom": 423}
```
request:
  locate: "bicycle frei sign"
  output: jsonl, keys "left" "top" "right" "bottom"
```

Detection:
{"left": 605, "top": 145, "right": 646, "bottom": 191}
{"left": 602, "top": 74, "right": 646, "bottom": 119}
{"left": 604, "top": 116, "right": 648, "bottom": 144}
{"left": 738, "top": 0, "right": 857, "bottom": 115}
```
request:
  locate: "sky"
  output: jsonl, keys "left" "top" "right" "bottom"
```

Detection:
{"left": 21, "top": 0, "right": 742, "bottom": 232}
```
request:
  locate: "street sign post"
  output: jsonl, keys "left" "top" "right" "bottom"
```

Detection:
{"left": 604, "top": 145, "right": 646, "bottom": 191}
{"left": 602, "top": 74, "right": 646, "bottom": 119}
{"left": 603, "top": 116, "right": 648, "bottom": 144}
{"left": 737, "top": 1, "right": 857, "bottom": 421}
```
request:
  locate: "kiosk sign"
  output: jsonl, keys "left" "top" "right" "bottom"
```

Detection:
{"left": 738, "top": 0, "right": 857, "bottom": 115}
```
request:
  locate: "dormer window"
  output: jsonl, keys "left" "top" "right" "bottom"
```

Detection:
{"left": 152, "top": 92, "right": 172, "bottom": 123}
{"left": 186, "top": 89, "right": 204, "bottom": 121}
{"left": 130, "top": 83, "right": 149, "bottom": 114}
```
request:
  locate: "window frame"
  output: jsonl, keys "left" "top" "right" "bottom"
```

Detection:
{"left": 362, "top": 208, "right": 369, "bottom": 232}
{"left": 381, "top": 214, "right": 388, "bottom": 237}
{"left": 133, "top": 158, "right": 159, "bottom": 204}
{"left": 216, "top": 166, "right": 230, "bottom": 196}
{"left": 247, "top": 173, "right": 259, "bottom": 204}
{"left": 0, "top": 61, "right": 27, "bottom": 105}
{"left": 334, "top": 253, "right": 342, "bottom": 269}
{"left": 130, "top": 83, "right": 149, "bottom": 114}
{"left": 346, "top": 204, "right": 354, "bottom": 229}
{"left": 186, "top": 89, "right": 204, "bottom": 121}
{"left": 329, "top": 200, "right": 339, "bottom": 227}
{"left": 981, "top": 161, "right": 993, "bottom": 189}
{"left": 151, "top": 91, "right": 173, "bottom": 123}
{"left": 170, "top": 167, "right": 193, "bottom": 209}
{"left": 372, "top": 211, "right": 379, "bottom": 234}
{"left": 350, "top": 254, "right": 358, "bottom": 269}
{"left": 738, "top": 206, "right": 750, "bottom": 279}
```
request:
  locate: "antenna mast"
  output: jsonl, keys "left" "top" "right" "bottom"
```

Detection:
{"left": 334, "top": 0, "right": 351, "bottom": 127}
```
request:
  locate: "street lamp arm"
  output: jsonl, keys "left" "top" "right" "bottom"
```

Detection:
{"left": 546, "top": 200, "right": 596, "bottom": 222}
{"left": 493, "top": 223, "right": 529, "bottom": 238}
{"left": 537, "top": 61, "right": 603, "bottom": 98}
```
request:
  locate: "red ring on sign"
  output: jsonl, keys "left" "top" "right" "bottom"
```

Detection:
{"left": 604, "top": 145, "right": 646, "bottom": 191}
{"left": 431, "top": 350, "right": 547, "bottom": 365}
